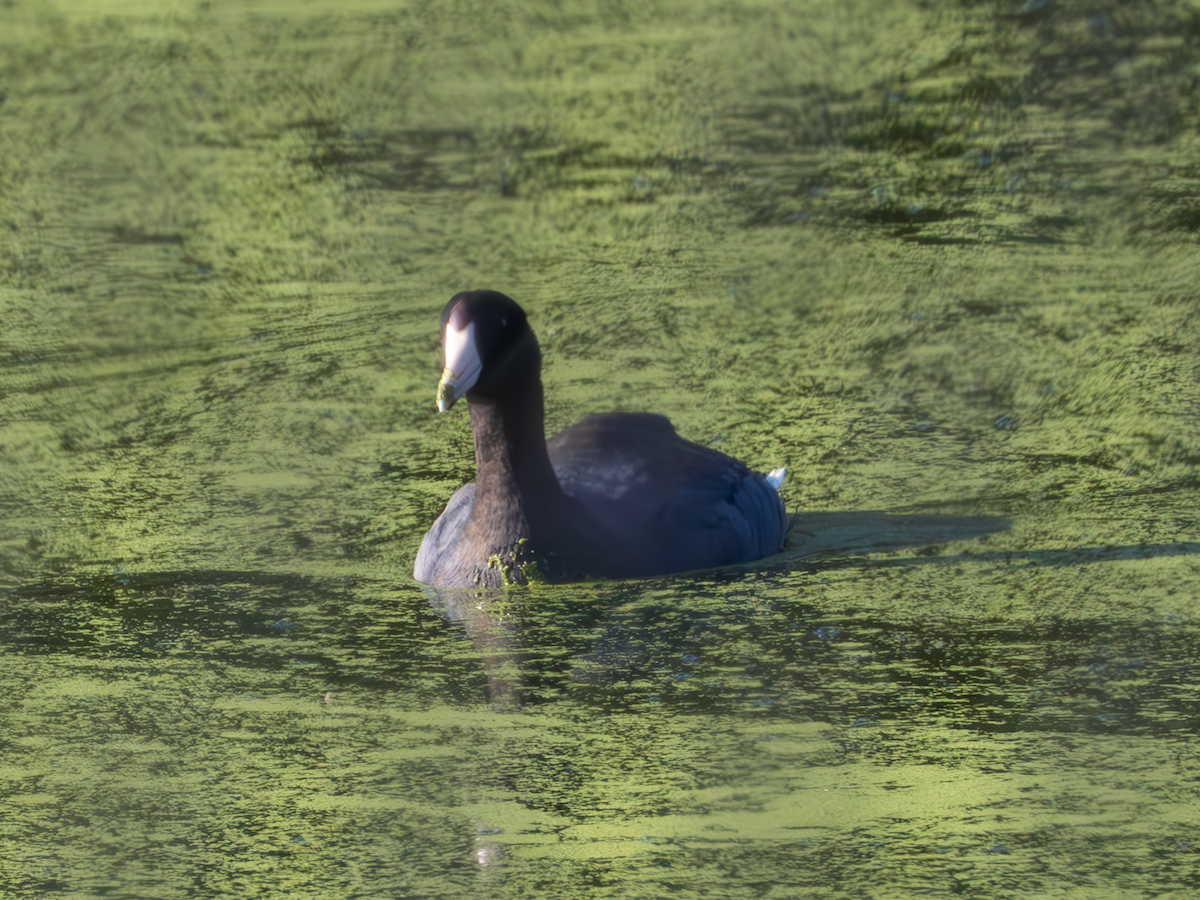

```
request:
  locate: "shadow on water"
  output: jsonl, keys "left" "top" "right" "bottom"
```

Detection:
{"left": 777, "top": 510, "right": 1200, "bottom": 568}
{"left": 407, "top": 511, "right": 1198, "bottom": 710}
{"left": 781, "top": 510, "right": 1012, "bottom": 560}
{"left": 5, "top": 510, "right": 1196, "bottom": 713}
{"left": 3, "top": 517, "right": 1194, "bottom": 640}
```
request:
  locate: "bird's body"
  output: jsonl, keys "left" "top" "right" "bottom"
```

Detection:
{"left": 413, "top": 291, "right": 788, "bottom": 587}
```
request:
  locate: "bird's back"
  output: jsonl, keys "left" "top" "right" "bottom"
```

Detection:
{"left": 546, "top": 413, "right": 787, "bottom": 577}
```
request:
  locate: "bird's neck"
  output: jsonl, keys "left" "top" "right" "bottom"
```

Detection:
{"left": 463, "top": 369, "right": 619, "bottom": 584}
{"left": 465, "top": 378, "right": 566, "bottom": 544}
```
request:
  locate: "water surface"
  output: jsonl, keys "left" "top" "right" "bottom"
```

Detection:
{"left": 1, "top": 1, "right": 1198, "bottom": 897}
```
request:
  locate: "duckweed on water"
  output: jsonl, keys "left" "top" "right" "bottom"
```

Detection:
{"left": 1, "top": 2, "right": 1198, "bottom": 898}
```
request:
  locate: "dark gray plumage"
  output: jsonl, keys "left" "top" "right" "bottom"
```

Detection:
{"left": 413, "top": 290, "right": 787, "bottom": 587}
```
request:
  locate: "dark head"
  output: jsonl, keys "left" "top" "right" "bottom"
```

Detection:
{"left": 436, "top": 290, "right": 539, "bottom": 412}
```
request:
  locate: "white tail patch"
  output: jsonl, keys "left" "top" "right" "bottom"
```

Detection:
{"left": 766, "top": 467, "right": 786, "bottom": 491}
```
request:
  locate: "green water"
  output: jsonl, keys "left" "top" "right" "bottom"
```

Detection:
{"left": 2, "top": 1, "right": 1198, "bottom": 897}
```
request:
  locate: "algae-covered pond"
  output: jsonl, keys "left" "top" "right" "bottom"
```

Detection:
{"left": 1, "top": 1, "right": 1199, "bottom": 897}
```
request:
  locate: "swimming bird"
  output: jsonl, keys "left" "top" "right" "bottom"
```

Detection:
{"left": 413, "top": 290, "right": 788, "bottom": 587}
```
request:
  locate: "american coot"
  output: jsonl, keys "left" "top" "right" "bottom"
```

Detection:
{"left": 413, "top": 290, "right": 788, "bottom": 587}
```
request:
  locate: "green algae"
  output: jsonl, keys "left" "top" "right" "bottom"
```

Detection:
{"left": 0, "top": 0, "right": 1196, "bottom": 590}
{"left": 1, "top": 1, "right": 1199, "bottom": 897}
